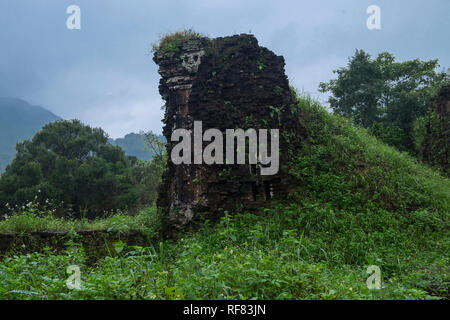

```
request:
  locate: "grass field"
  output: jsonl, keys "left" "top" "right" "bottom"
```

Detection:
{"left": 0, "top": 95, "right": 448, "bottom": 300}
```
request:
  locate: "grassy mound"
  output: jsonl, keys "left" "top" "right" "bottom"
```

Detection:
{"left": 0, "top": 95, "right": 448, "bottom": 300}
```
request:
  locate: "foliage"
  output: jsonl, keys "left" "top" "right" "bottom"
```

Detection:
{"left": 129, "top": 131, "right": 167, "bottom": 207}
{"left": 412, "top": 116, "right": 427, "bottom": 154}
{"left": 0, "top": 97, "right": 61, "bottom": 173}
{"left": 130, "top": 157, "right": 166, "bottom": 207}
{"left": 141, "top": 131, "right": 166, "bottom": 158}
{"left": 291, "top": 93, "right": 449, "bottom": 214}
{"left": 0, "top": 203, "right": 447, "bottom": 299}
{"left": 0, "top": 120, "right": 138, "bottom": 218}
{"left": 319, "top": 50, "right": 449, "bottom": 153}
{"left": 151, "top": 29, "right": 207, "bottom": 54}
{"left": 1, "top": 95, "right": 448, "bottom": 300}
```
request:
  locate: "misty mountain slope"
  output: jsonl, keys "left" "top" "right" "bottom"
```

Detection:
{"left": 108, "top": 133, "right": 152, "bottom": 161}
{"left": 0, "top": 97, "right": 61, "bottom": 173}
{"left": 108, "top": 133, "right": 165, "bottom": 161}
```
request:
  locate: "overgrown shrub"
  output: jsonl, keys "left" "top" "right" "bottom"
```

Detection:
{"left": 1, "top": 95, "right": 448, "bottom": 300}
{"left": 0, "top": 120, "right": 138, "bottom": 218}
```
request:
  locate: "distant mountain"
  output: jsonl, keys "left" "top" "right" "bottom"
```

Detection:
{"left": 0, "top": 97, "right": 163, "bottom": 173}
{"left": 108, "top": 132, "right": 164, "bottom": 161}
{"left": 0, "top": 97, "right": 61, "bottom": 173}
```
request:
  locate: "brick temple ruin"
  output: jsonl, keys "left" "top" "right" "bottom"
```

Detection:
{"left": 153, "top": 34, "right": 306, "bottom": 230}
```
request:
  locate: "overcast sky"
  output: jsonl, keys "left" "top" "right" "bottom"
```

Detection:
{"left": 0, "top": 0, "right": 448, "bottom": 138}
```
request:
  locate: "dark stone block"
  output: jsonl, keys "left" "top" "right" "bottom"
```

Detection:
{"left": 154, "top": 34, "right": 306, "bottom": 232}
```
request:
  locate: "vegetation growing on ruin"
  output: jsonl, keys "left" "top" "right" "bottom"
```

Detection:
{"left": 1, "top": 94, "right": 448, "bottom": 300}
{"left": 0, "top": 204, "right": 162, "bottom": 235}
{"left": 319, "top": 50, "right": 449, "bottom": 155}
{"left": 1, "top": 32, "right": 448, "bottom": 300}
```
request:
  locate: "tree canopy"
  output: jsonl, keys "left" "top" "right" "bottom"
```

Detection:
{"left": 0, "top": 120, "right": 138, "bottom": 217}
{"left": 319, "top": 50, "right": 449, "bottom": 152}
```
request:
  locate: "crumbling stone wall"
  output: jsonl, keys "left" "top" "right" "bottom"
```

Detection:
{"left": 154, "top": 34, "right": 305, "bottom": 230}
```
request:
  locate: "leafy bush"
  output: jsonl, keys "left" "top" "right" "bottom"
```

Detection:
{"left": 151, "top": 29, "right": 207, "bottom": 53}
{"left": 130, "top": 131, "right": 167, "bottom": 207}
{"left": 0, "top": 120, "right": 138, "bottom": 218}
{"left": 0, "top": 205, "right": 162, "bottom": 236}
{"left": 0, "top": 206, "right": 446, "bottom": 299}
{"left": 0, "top": 95, "right": 448, "bottom": 300}
{"left": 419, "top": 84, "right": 450, "bottom": 176}
{"left": 319, "top": 50, "right": 448, "bottom": 153}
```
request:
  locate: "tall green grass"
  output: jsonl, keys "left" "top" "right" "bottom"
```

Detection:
{"left": 0, "top": 94, "right": 448, "bottom": 300}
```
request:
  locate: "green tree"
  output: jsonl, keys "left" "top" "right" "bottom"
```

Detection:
{"left": 129, "top": 131, "right": 167, "bottom": 207}
{"left": 319, "top": 49, "right": 448, "bottom": 152}
{"left": 0, "top": 120, "right": 138, "bottom": 218}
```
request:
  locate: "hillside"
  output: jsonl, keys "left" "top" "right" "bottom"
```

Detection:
{"left": 108, "top": 133, "right": 165, "bottom": 161}
{"left": 0, "top": 97, "right": 61, "bottom": 173}
{"left": 1, "top": 94, "right": 448, "bottom": 299}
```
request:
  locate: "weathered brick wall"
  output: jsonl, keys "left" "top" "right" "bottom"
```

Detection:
{"left": 154, "top": 34, "right": 306, "bottom": 231}
{"left": 422, "top": 85, "right": 449, "bottom": 176}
